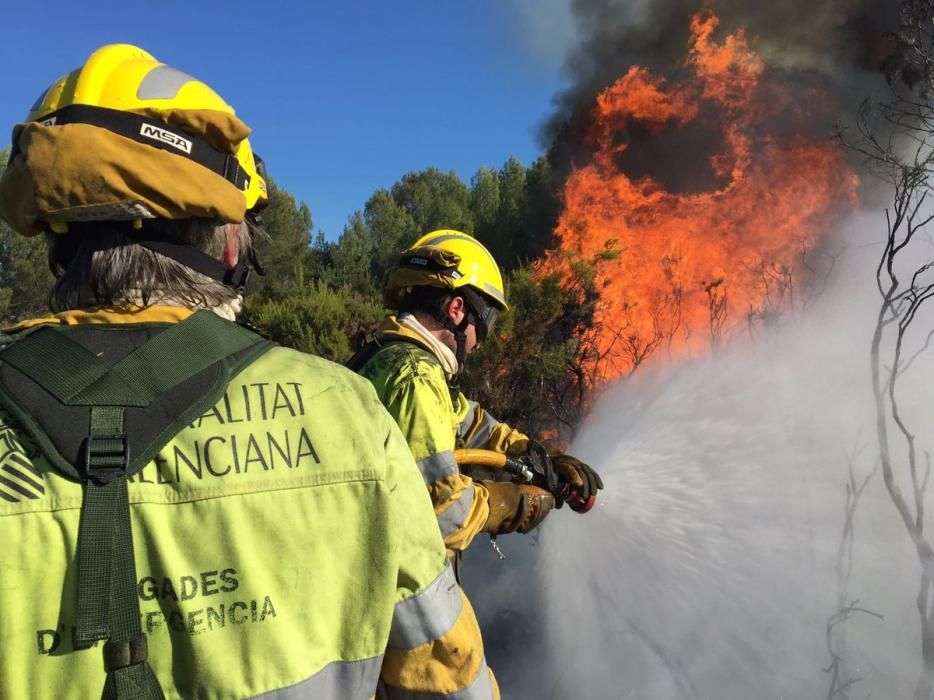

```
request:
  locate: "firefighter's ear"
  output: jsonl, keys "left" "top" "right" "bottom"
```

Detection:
{"left": 225, "top": 224, "right": 240, "bottom": 268}
{"left": 444, "top": 295, "right": 467, "bottom": 324}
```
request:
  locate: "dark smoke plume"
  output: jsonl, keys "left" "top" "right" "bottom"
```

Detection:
{"left": 542, "top": 0, "right": 902, "bottom": 185}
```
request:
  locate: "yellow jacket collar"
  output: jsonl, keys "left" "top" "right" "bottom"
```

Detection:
{"left": 6, "top": 305, "right": 194, "bottom": 333}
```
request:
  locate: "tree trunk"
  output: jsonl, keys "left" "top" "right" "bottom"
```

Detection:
{"left": 916, "top": 593, "right": 934, "bottom": 700}
{"left": 916, "top": 650, "right": 934, "bottom": 700}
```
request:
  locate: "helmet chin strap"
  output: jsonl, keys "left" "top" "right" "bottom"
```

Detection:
{"left": 128, "top": 220, "right": 264, "bottom": 295}
{"left": 136, "top": 234, "right": 255, "bottom": 293}
{"left": 452, "top": 316, "right": 471, "bottom": 373}
{"left": 432, "top": 307, "right": 475, "bottom": 374}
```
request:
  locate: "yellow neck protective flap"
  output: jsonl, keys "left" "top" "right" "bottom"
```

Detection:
{"left": 382, "top": 246, "right": 463, "bottom": 310}
{"left": 0, "top": 109, "right": 251, "bottom": 236}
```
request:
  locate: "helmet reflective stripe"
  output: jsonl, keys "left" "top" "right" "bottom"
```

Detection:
{"left": 480, "top": 281, "right": 506, "bottom": 306}
{"left": 136, "top": 66, "right": 197, "bottom": 100}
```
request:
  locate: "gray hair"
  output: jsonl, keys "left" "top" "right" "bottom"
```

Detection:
{"left": 46, "top": 218, "right": 254, "bottom": 312}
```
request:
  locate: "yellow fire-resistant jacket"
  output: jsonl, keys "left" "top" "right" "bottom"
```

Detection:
{"left": 357, "top": 316, "right": 529, "bottom": 553}
{"left": 0, "top": 307, "right": 498, "bottom": 700}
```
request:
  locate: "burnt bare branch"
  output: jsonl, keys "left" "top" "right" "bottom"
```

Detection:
{"left": 824, "top": 438, "right": 881, "bottom": 700}
{"left": 852, "top": 4, "right": 934, "bottom": 694}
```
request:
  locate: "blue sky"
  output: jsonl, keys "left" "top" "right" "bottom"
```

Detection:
{"left": 0, "top": 1, "right": 574, "bottom": 239}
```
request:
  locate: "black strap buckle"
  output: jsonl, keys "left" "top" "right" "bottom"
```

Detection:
{"left": 222, "top": 155, "right": 247, "bottom": 189}
{"left": 103, "top": 635, "right": 149, "bottom": 672}
{"left": 223, "top": 260, "right": 253, "bottom": 292}
{"left": 81, "top": 433, "right": 131, "bottom": 485}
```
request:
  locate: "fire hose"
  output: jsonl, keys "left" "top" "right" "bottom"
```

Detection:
{"left": 453, "top": 448, "right": 597, "bottom": 513}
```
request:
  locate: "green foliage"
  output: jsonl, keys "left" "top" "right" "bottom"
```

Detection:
{"left": 0, "top": 149, "right": 55, "bottom": 322}
{"left": 472, "top": 156, "right": 560, "bottom": 269}
{"left": 0, "top": 225, "right": 53, "bottom": 322}
{"left": 252, "top": 177, "right": 315, "bottom": 297}
{"left": 246, "top": 279, "right": 383, "bottom": 362}
{"left": 391, "top": 168, "right": 474, "bottom": 234}
{"left": 522, "top": 156, "right": 562, "bottom": 259}
{"left": 329, "top": 212, "right": 380, "bottom": 296}
{"left": 470, "top": 167, "right": 500, "bottom": 235}
{"left": 364, "top": 189, "right": 418, "bottom": 286}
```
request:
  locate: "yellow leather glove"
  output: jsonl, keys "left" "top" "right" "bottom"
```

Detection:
{"left": 481, "top": 481, "right": 555, "bottom": 534}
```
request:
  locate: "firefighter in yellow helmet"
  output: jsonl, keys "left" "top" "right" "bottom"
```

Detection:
{"left": 350, "top": 230, "right": 604, "bottom": 555}
{"left": 0, "top": 46, "right": 497, "bottom": 699}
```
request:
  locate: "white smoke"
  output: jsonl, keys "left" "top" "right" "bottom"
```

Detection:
{"left": 503, "top": 0, "right": 576, "bottom": 68}
{"left": 462, "top": 211, "right": 926, "bottom": 698}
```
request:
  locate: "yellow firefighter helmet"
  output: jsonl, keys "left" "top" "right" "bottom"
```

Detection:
{"left": 0, "top": 44, "right": 267, "bottom": 236}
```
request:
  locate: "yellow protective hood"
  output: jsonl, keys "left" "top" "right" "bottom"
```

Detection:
{"left": 382, "top": 246, "right": 461, "bottom": 310}
{"left": 0, "top": 107, "right": 251, "bottom": 236}
{"left": 388, "top": 313, "right": 459, "bottom": 378}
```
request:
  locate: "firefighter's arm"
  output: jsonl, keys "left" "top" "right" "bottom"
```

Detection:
{"left": 455, "top": 396, "right": 530, "bottom": 455}
{"left": 384, "top": 375, "right": 490, "bottom": 553}
{"left": 380, "top": 415, "right": 499, "bottom": 700}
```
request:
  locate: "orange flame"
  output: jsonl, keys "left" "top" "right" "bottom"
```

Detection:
{"left": 540, "top": 10, "right": 859, "bottom": 384}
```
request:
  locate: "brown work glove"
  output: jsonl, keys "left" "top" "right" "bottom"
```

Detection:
{"left": 550, "top": 452, "right": 604, "bottom": 504}
{"left": 481, "top": 481, "right": 555, "bottom": 534}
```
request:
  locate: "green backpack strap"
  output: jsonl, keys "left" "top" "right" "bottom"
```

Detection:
{"left": 345, "top": 333, "right": 437, "bottom": 373}
{"left": 0, "top": 312, "right": 274, "bottom": 700}
{"left": 85, "top": 407, "right": 163, "bottom": 700}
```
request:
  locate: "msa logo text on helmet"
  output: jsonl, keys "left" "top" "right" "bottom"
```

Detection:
{"left": 139, "top": 123, "right": 193, "bottom": 154}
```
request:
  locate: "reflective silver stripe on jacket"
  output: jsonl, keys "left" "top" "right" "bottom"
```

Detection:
{"left": 457, "top": 400, "right": 479, "bottom": 437}
{"left": 384, "top": 659, "right": 495, "bottom": 699}
{"left": 417, "top": 450, "right": 458, "bottom": 484}
{"left": 457, "top": 401, "right": 498, "bottom": 449}
{"left": 252, "top": 656, "right": 382, "bottom": 699}
{"left": 437, "top": 482, "right": 475, "bottom": 538}
{"left": 388, "top": 562, "right": 462, "bottom": 649}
